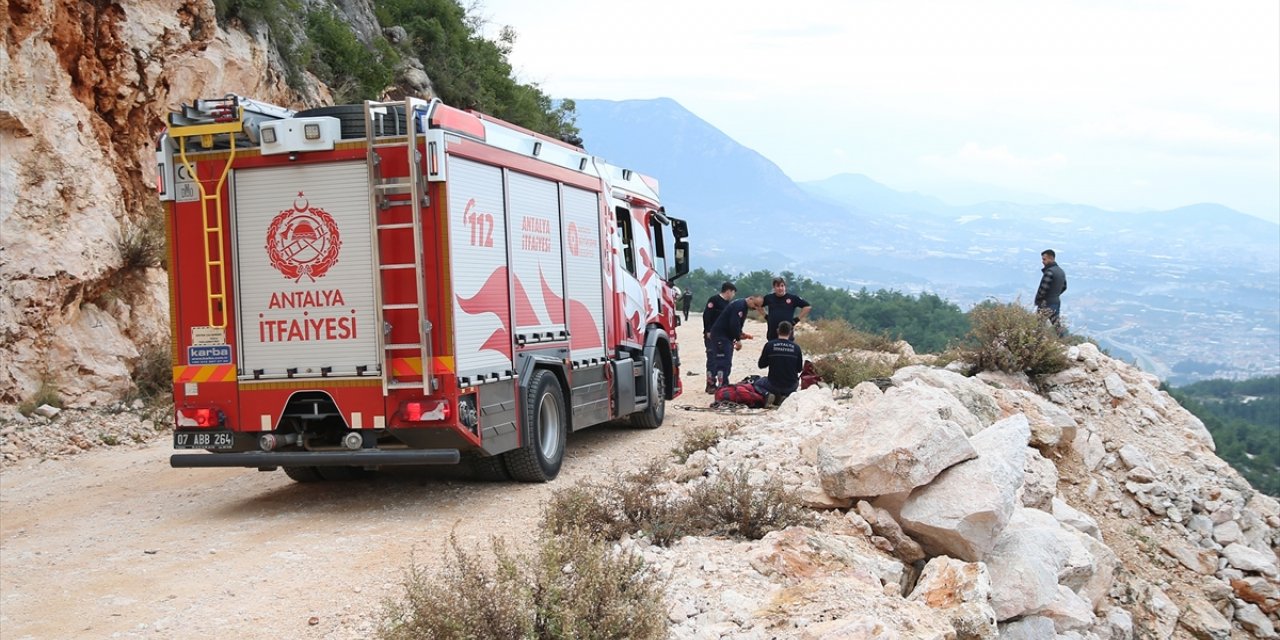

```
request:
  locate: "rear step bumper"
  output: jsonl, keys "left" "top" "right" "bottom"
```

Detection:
{"left": 170, "top": 449, "right": 461, "bottom": 469}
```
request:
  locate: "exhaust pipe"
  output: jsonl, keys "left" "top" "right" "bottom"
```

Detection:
{"left": 259, "top": 433, "right": 299, "bottom": 451}
{"left": 342, "top": 432, "right": 364, "bottom": 450}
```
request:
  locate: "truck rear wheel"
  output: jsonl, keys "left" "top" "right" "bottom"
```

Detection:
{"left": 504, "top": 369, "right": 566, "bottom": 482}
{"left": 283, "top": 466, "right": 324, "bottom": 483}
{"left": 630, "top": 367, "right": 666, "bottom": 429}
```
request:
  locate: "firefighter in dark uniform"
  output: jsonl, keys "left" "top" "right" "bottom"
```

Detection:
{"left": 760, "top": 276, "right": 812, "bottom": 340}
{"left": 702, "top": 282, "right": 736, "bottom": 393}
{"left": 709, "top": 294, "right": 765, "bottom": 390}
{"left": 755, "top": 321, "right": 804, "bottom": 405}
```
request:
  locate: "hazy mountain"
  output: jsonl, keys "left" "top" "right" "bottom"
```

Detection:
{"left": 573, "top": 99, "right": 922, "bottom": 275}
{"left": 801, "top": 173, "right": 952, "bottom": 217}
{"left": 572, "top": 98, "right": 1280, "bottom": 383}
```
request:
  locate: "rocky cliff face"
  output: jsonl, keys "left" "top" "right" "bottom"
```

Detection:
{"left": 0, "top": 0, "right": 321, "bottom": 405}
{"left": 649, "top": 343, "right": 1278, "bottom": 639}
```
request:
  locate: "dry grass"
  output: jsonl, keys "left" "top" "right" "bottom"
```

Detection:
{"left": 543, "top": 462, "right": 813, "bottom": 546}
{"left": 129, "top": 345, "right": 173, "bottom": 402}
{"left": 809, "top": 354, "right": 901, "bottom": 390}
{"left": 671, "top": 421, "right": 740, "bottom": 463}
{"left": 543, "top": 461, "right": 691, "bottom": 546}
{"left": 380, "top": 530, "right": 667, "bottom": 640}
{"left": 687, "top": 468, "right": 815, "bottom": 539}
{"left": 17, "top": 380, "right": 63, "bottom": 416}
{"left": 793, "top": 318, "right": 898, "bottom": 356}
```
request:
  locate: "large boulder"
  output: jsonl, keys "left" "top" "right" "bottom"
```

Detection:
{"left": 890, "top": 366, "right": 1002, "bottom": 432}
{"left": 817, "top": 382, "right": 978, "bottom": 498}
{"left": 895, "top": 414, "right": 1031, "bottom": 561}
{"left": 907, "top": 556, "right": 998, "bottom": 640}
{"left": 994, "top": 388, "right": 1079, "bottom": 449}
{"left": 984, "top": 507, "right": 1097, "bottom": 621}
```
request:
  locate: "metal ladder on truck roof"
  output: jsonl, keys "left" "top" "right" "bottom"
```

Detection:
{"left": 365, "top": 97, "right": 440, "bottom": 395}
{"left": 167, "top": 96, "right": 295, "bottom": 330}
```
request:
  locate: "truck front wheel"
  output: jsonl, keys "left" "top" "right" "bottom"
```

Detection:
{"left": 630, "top": 367, "right": 666, "bottom": 429}
{"left": 504, "top": 369, "right": 567, "bottom": 482}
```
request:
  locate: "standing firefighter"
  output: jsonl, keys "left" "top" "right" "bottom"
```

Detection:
{"left": 708, "top": 294, "right": 764, "bottom": 389}
{"left": 702, "top": 282, "right": 736, "bottom": 392}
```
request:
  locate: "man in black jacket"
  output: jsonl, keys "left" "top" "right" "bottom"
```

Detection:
{"left": 702, "top": 282, "right": 736, "bottom": 392}
{"left": 1035, "top": 249, "right": 1067, "bottom": 333}
{"left": 755, "top": 321, "right": 803, "bottom": 405}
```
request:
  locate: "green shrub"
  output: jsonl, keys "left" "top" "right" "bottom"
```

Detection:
{"left": 380, "top": 530, "right": 666, "bottom": 640}
{"left": 305, "top": 8, "right": 398, "bottom": 102}
{"left": 951, "top": 301, "right": 1070, "bottom": 376}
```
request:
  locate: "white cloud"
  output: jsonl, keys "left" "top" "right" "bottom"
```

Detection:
{"left": 1073, "top": 108, "right": 1277, "bottom": 154}
{"left": 918, "top": 144, "right": 1069, "bottom": 183}
{"left": 480, "top": 0, "right": 1280, "bottom": 222}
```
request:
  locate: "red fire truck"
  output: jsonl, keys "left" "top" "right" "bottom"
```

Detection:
{"left": 157, "top": 95, "right": 689, "bottom": 482}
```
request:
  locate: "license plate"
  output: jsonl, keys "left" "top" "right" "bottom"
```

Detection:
{"left": 174, "top": 430, "right": 235, "bottom": 450}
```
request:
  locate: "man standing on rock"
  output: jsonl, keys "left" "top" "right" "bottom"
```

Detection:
{"left": 709, "top": 294, "right": 765, "bottom": 389}
{"left": 702, "top": 282, "right": 737, "bottom": 393}
{"left": 1035, "top": 249, "right": 1067, "bottom": 334}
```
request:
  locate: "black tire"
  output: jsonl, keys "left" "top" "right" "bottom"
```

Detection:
{"left": 503, "top": 369, "right": 567, "bottom": 482}
{"left": 283, "top": 466, "right": 324, "bottom": 483}
{"left": 466, "top": 454, "right": 511, "bottom": 481}
{"left": 294, "top": 104, "right": 406, "bottom": 140}
{"left": 316, "top": 466, "right": 369, "bottom": 481}
{"left": 630, "top": 366, "right": 666, "bottom": 429}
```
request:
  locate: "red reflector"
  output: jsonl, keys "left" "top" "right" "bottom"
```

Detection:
{"left": 403, "top": 400, "right": 449, "bottom": 422}
{"left": 179, "top": 407, "right": 218, "bottom": 427}
{"left": 404, "top": 401, "right": 426, "bottom": 422}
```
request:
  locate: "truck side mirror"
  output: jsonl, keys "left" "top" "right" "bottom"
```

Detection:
{"left": 670, "top": 239, "right": 689, "bottom": 281}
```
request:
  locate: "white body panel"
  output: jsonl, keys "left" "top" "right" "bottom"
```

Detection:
{"left": 446, "top": 157, "right": 515, "bottom": 378}
{"left": 562, "top": 186, "right": 606, "bottom": 361}
{"left": 507, "top": 171, "right": 565, "bottom": 341}
{"left": 232, "top": 162, "right": 379, "bottom": 377}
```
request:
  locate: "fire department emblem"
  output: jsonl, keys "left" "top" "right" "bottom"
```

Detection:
{"left": 265, "top": 192, "right": 342, "bottom": 281}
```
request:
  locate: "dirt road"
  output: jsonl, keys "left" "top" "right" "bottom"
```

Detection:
{"left": 0, "top": 317, "right": 766, "bottom": 639}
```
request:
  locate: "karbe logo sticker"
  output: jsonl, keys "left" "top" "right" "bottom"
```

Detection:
{"left": 265, "top": 192, "right": 342, "bottom": 281}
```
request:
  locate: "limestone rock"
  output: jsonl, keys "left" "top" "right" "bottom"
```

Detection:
{"left": 897, "top": 414, "right": 1031, "bottom": 561}
{"left": 1223, "top": 542, "right": 1279, "bottom": 575}
{"left": 1177, "top": 597, "right": 1232, "bottom": 640}
{"left": 985, "top": 507, "right": 1096, "bottom": 620}
{"left": 890, "top": 365, "right": 1002, "bottom": 429}
{"left": 817, "top": 382, "right": 978, "bottom": 498}
{"left": 1159, "top": 539, "right": 1218, "bottom": 574}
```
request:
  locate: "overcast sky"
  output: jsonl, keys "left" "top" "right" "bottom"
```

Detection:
{"left": 479, "top": 0, "right": 1279, "bottom": 223}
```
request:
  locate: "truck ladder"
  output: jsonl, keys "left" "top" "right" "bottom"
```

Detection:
{"left": 365, "top": 98, "right": 440, "bottom": 395}
{"left": 169, "top": 97, "right": 246, "bottom": 329}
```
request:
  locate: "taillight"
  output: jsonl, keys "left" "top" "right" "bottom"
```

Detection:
{"left": 177, "top": 407, "right": 222, "bottom": 428}
{"left": 403, "top": 399, "right": 450, "bottom": 422}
